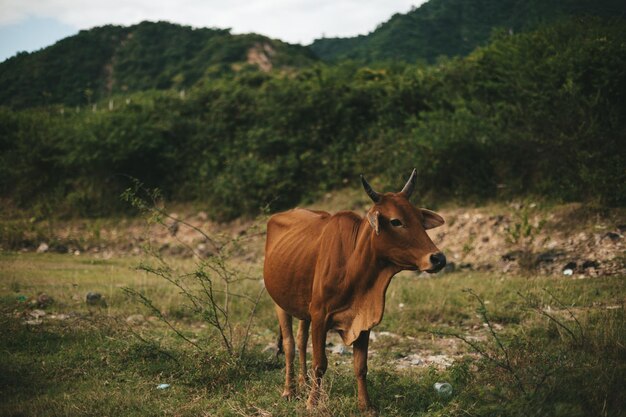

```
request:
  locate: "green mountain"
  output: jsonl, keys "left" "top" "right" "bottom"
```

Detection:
{"left": 0, "top": 21, "right": 317, "bottom": 109}
{"left": 310, "top": 0, "right": 626, "bottom": 63}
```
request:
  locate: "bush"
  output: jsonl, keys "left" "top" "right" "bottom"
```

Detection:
{"left": 1, "top": 18, "right": 624, "bottom": 220}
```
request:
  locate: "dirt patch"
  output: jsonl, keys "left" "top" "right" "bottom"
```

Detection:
{"left": 246, "top": 42, "right": 276, "bottom": 72}
{"left": 432, "top": 203, "right": 625, "bottom": 276}
{"left": 6, "top": 202, "right": 625, "bottom": 276}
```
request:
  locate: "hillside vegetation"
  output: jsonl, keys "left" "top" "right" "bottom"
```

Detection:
{"left": 0, "top": 21, "right": 316, "bottom": 109}
{"left": 1, "top": 18, "right": 625, "bottom": 221}
{"left": 310, "top": 0, "right": 626, "bottom": 63}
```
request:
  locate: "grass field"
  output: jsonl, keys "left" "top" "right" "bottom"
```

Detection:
{"left": 1, "top": 251, "right": 625, "bottom": 416}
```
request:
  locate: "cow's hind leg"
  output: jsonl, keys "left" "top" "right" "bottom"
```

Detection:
{"left": 296, "top": 319, "right": 310, "bottom": 388}
{"left": 275, "top": 305, "right": 295, "bottom": 398}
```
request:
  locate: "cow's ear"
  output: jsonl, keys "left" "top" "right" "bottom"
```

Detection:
{"left": 367, "top": 210, "right": 380, "bottom": 235}
{"left": 421, "top": 209, "right": 444, "bottom": 230}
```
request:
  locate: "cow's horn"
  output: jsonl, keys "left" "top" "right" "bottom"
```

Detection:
{"left": 400, "top": 168, "right": 417, "bottom": 198}
{"left": 360, "top": 174, "right": 381, "bottom": 203}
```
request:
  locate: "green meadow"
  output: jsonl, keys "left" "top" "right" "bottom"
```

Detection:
{"left": 1, "top": 251, "right": 624, "bottom": 416}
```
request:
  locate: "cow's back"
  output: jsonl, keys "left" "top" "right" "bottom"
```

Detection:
{"left": 264, "top": 208, "right": 330, "bottom": 319}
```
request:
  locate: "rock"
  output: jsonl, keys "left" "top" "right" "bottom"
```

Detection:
{"left": 197, "top": 211, "right": 208, "bottom": 221}
{"left": 582, "top": 260, "right": 600, "bottom": 269}
{"left": 51, "top": 243, "right": 68, "bottom": 253}
{"left": 86, "top": 292, "right": 106, "bottom": 307}
{"left": 477, "top": 263, "right": 493, "bottom": 271}
{"left": 408, "top": 356, "right": 423, "bottom": 366}
{"left": 603, "top": 232, "right": 621, "bottom": 242}
{"left": 441, "top": 262, "right": 456, "bottom": 274}
{"left": 459, "top": 263, "right": 473, "bottom": 271}
{"left": 160, "top": 244, "right": 187, "bottom": 257}
{"left": 262, "top": 342, "right": 279, "bottom": 356}
{"left": 30, "top": 309, "right": 46, "bottom": 318}
{"left": 425, "top": 354, "right": 454, "bottom": 368}
{"left": 502, "top": 251, "right": 524, "bottom": 262}
{"left": 36, "top": 242, "right": 49, "bottom": 253}
{"left": 330, "top": 344, "right": 350, "bottom": 355}
{"left": 168, "top": 221, "right": 179, "bottom": 237}
{"left": 37, "top": 293, "right": 53, "bottom": 308}
{"left": 378, "top": 331, "right": 401, "bottom": 339}
{"left": 196, "top": 243, "right": 214, "bottom": 257}
{"left": 126, "top": 314, "right": 145, "bottom": 325}
{"left": 536, "top": 250, "right": 563, "bottom": 264}
{"left": 563, "top": 261, "right": 577, "bottom": 272}
{"left": 491, "top": 215, "right": 505, "bottom": 226}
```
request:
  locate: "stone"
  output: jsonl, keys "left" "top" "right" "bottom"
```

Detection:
{"left": 126, "top": 314, "right": 145, "bottom": 325}
{"left": 36, "top": 243, "right": 49, "bottom": 253}
{"left": 441, "top": 262, "right": 456, "bottom": 274}
{"left": 86, "top": 292, "right": 106, "bottom": 307}
{"left": 37, "top": 293, "right": 53, "bottom": 308}
{"left": 536, "top": 250, "right": 563, "bottom": 264}
{"left": 167, "top": 221, "right": 179, "bottom": 237}
{"left": 563, "top": 261, "right": 577, "bottom": 272}
{"left": 603, "top": 232, "right": 621, "bottom": 242}
{"left": 502, "top": 251, "right": 524, "bottom": 262}
{"left": 330, "top": 344, "right": 350, "bottom": 355}
{"left": 30, "top": 309, "right": 46, "bottom": 318}
{"left": 582, "top": 260, "right": 599, "bottom": 269}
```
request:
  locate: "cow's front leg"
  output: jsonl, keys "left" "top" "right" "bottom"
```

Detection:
{"left": 296, "top": 319, "right": 310, "bottom": 389}
{"left": 306, "top": 317, "right": 328, "bottom": 410}
{"left": 353, "top": 330, "right": 375, "bottom": 413}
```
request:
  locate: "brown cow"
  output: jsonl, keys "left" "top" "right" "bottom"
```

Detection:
{"left": 263, "top": 170, "right": 446, "bottom": 412}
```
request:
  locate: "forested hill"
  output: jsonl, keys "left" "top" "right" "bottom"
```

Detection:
{"left": 3, "top": 0, "right": 625, "bottom": 109}
{"left": 310, "top": 0, "right": 626, "bottom": 63}
{"left": 0, "top": 21, "right": 317, "bottom": 109}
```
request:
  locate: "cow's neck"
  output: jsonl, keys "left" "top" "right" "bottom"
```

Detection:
{"left": 346, "top": 219, "right": 401, "bottom": 285}
{"left": 333, "top": 219, "right": 402, "bottom": 345}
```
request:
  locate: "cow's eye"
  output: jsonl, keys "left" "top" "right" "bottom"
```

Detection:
{"left": 390, "top": 218, "right": 403, "bottom": 227}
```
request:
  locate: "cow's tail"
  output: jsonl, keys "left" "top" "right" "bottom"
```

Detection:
{"left": 276, "top": 326, "right": 284, "bottom": 357}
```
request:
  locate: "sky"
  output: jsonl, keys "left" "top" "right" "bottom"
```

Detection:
{"left": 0, "top": 0, "right": 427, "bottom": 62}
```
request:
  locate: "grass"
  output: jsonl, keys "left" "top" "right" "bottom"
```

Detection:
{"left": 1, "top": 252, "right": 625, "bottom": 416}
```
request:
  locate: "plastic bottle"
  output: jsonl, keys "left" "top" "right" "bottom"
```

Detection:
{"left": 433, "top": 382, "right": 453, "bottom": 397}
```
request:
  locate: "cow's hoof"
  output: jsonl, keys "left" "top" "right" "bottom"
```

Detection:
{"left": 306, "top": 397, "right": 317, "bottom": 410}
{"left": 359, "top": 403, "right": 378, "bottom": 416}
{"left": 281, "top": 389, "right": 295, "bottom": 400}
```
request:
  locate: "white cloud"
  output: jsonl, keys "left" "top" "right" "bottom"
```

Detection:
{"left": 0, "top": 0, "right": 426, "bottom": 44}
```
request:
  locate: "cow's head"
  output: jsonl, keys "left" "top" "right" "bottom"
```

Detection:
{"left": 361, "top": 169, "right": 446, "bottom": 273}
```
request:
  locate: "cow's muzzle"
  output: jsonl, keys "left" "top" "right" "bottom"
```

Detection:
{"left": 426, "top": 252, "right": 446, "bottom": 273}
